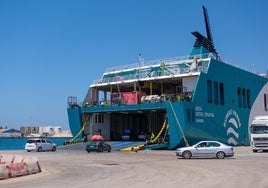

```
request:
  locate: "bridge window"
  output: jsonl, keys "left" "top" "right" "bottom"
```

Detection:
{"left": 247, "top": 89, "right": 251, "bottom": 108}
{"left": 192, "top": 109, "right": 195, "bottom": 122}
{"left": 219, "top": 83, "right": 224, "bottom": 105}
{"left": 213, "top": 81, "right": 219, "bottom": 105}
{"left": 238, "top": 88, "right": 242, "bottom": 108}
{"left": 186, "top": 109, "right": 196, "bottom": 122}
{"left": 265, "top": 94, "right": 268, "bottom": 111}
{"left": 207, "top": 80, "right": 212, "bottom": 103}
{"left": 237, "top": 87, "right": 251, "bottom": 109}
{"left": 207, "top": 80, "right": 224, "bottom": 105}
{"left": 186, "top": 109, "right": 191, "bottom": 122}
{"left": 243, "top": 88, "right": 247, "bottom": 108}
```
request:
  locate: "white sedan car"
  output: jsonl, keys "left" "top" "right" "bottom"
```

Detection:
{"left": 176, "top": 141, "right": 234, "bottom": 159}
{"left": 25, "top": 138, "right": 57, "bottom": 152}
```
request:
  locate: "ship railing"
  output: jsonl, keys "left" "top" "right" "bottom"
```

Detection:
{"left": 93, "top": 65, "right": 209, "bottom": 85}
{"left": 221, "top": 57, "right": 265, "bottom": 76}
{"left": 67, "top": 101, "right": 83, "bottom": 108}
{"left": 104, "top": 55, "right": 192, "bottom": 73}
{"left": 91, "top": 53, "right": 215, "bottom": 84}
{"left": 79, "top": 92, "right": 192, "bottom": 108}
{"left": 103, "top": 53, "right": 216, "bottom": 73}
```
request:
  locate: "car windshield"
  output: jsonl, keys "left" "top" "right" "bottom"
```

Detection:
{"left": 250, "top": 125, "right": 268, "bottom": 134}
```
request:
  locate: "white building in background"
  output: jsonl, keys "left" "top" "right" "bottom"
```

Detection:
{"left": 54, "top": 126, "right": 62, "bottom": 134}
{"left": 39, "top": 126, "right": 66, "bottom": 136}
{"left": 39, "top": 126, "right": 56, "bottom": 136}
{"left": 21, "top": 126, "right": 72, "bottom": 137}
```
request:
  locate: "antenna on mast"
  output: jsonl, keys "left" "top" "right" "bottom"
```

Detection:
{"left": 203, "top": 6, "right": 213, "bottom": 44}
{"left": 191, "top": 6, "right": 219, "bottom": 57}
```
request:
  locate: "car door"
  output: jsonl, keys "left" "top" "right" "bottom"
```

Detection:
{"left": 46, "top": 140, "right": 53, "bottom": 150}
{"left": 41, "top": 139, "right": 48, "bottom": 151}
{"left": 206, "top": 142, "right": 221, "bottom": 156}
{"left": 194, "top": 142, "right": 209, "bottom": 157}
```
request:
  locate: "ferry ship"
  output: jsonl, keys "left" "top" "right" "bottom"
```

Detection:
{"left": 67, "top": 6, "right": 268, "bottom": 149}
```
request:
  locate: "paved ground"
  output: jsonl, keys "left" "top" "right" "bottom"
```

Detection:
{"left": 1, "top": 146, "right": 268, "bottom": 188}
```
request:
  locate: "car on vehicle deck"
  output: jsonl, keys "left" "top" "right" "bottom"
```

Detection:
{"left": 175, "top": 141, "right": 234, "bottom": 159}
{"left": 86, "top": 141, "right": 111, "bottom": 153}
{"left": 25, "top": 138, "right": 57, "bottom": 152}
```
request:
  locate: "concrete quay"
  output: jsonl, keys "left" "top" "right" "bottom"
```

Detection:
{"left": 1, "top": 146, "right": 268, "bottom": 188}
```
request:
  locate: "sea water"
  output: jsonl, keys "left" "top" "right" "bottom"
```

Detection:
{"left": 0, "top": 137, "right": 71, "bottom": 150}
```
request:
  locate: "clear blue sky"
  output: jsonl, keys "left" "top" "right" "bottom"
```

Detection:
{"left": 0, "top": 0, "right": 267, "bottom": 130}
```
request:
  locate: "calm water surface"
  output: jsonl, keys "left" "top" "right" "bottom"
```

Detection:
{"left": 0, "top": 137, "right": 71, "bottom": 150}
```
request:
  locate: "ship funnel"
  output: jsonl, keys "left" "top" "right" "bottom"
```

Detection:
{"left": 190, "top": 6, "right": 219, "bottom": 58}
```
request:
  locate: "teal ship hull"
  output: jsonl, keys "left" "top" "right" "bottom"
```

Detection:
{"left": 67, "top": 7, "right": 268, "bottom": 149}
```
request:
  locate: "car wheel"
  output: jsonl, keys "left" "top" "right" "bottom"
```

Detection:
{"left": 182, "top": 150, "right": 192, "bottom": 159}
{"left": 216, "top": 151, "right": 225, "bottom": 159}
{"left": 27, "top": 150, "right": 31, "bottom": 152}
{"left": 52, "top": 146, "right": 56, "bottom": 151}
{"left": 253, "top": 149, "right": 258, "bottom": 153}
{"left": 37, "top": 147, "right": 42, "bottom": 152}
